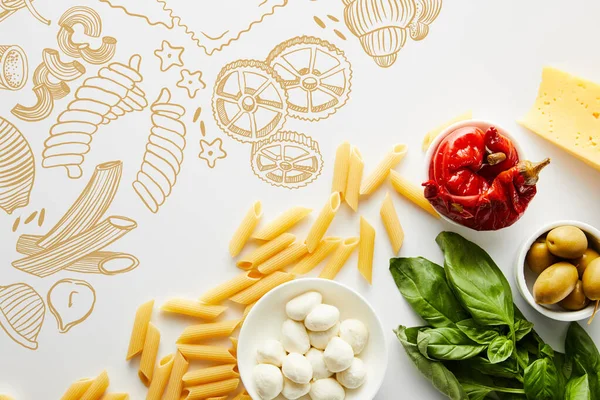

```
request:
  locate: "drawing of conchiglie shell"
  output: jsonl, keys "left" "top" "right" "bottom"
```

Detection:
{"left": 408, "top": 0, "right": 442, "bottom": 41}
{"left": 0, "top": 116, "right": 35, "bottom": 215}
{"left": 48, "top": 279, "right": 96, "bottom": 333}
{"left": 0, "top": 45, "right": 28, "bottom": 91}
{"left": 0, "top": 283, "right": 45, "bottom": 350}
{"left": 343, "top": 0, "right": 416, "bottom": 68}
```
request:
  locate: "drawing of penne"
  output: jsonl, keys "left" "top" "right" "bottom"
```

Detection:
{"left": 161, "top": 299, "right": 227, "bottom": 320}
{"left": 79, "top": 370, "right": 109, "bottom": 400}
{"left": 176, "top": 344, "right": 237, "bottom": 363}
{"left": 389, "top": 170, "right": 440, "bottom": 218}
{"left": 183, "top": 364, "right": 239, "bottom": 387}
{"left": 257, "top": 242, "right": 308, "bottom": 274}
{"left": 236, "top": 233, "right": 295, "bottom": 270}
{"left": 163, "top": 351, "right": 189, "bottom": 400}
{"left": 360, "top": 144, "right": 408, "bottom": 195}
{"left": 331, "top": 142, "right": 351, "bottom": 198}
{"left": 146, "top": 353, "right": 174, "bottom": 400}
{"left": 291, "top": 237, "right": 342, "bottom": 275}
{"left": 139, "top": 322, "right": 160, "bottom": 386}
{"left": 177, "top": 320, "right": 240, "bottom": 344}
{"left": 182, "top": 379, "right": 239, "bottom": 400}
{"left": 11, "top": 84, "right": 54, "bottom": 121}
{"left": 126, "top": 300, "right": 154, "bottom": 360}
{"left": 381, "top": 192, "right": 404, "bottom": 254}
{"left": 319, "top": 237, "right": 360, "bottom": 280}
{"left": 305, "top": 192, "right": 341, "bottom": 253}
{"left": 199, "top": 270, "right": 262, "bottom": 304}
{"left": 345, "top": 146, "right": 364, "bottom": 211}
{"left": 41, "top": 48, "right": 86, "bottom": 81}
{"left": 252, "top": 206, "right": 312, "bottom": 240}
{"left": 229, "top": 201, "right": 262, "bottom": 257}
{"left": 230, "top": 271, "right": 294, "bottom": 305}
{"left": 358, "top": 217, "right": 375, "bottom": 284}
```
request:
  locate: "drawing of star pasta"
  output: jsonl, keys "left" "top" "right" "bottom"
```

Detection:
{"left": 199, "top": 138, "right": 227, "bottom": 168}
{"left": 177, "top": 69, "right": 206, "bottom": 98}
{"left": 154, "top": 40, "right": 184, "bottom": 71}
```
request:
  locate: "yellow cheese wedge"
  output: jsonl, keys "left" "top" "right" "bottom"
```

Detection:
{"left": 422, "top": 110, "right": 473, "bottom": 151}
{"left": 520, "top": 67, "right": 600, "bottom": 171}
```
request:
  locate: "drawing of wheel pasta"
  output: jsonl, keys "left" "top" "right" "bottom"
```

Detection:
{"left": 251, "top": 131, "right": 323, "bottom": 189}
{"left": 43, "top": 54, "right": 147, "bottom": 179}
{"left": 213, "top": 59, "right": 288, "bottom": 143}
{"left": 132, "top": 88, "right": 186, "bottom": 213}
{"left": 266, "top": 36, "right": 352, "bottom": 121}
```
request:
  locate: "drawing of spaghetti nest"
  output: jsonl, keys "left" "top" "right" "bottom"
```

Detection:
{"left": 251, "top": 131, "right": 323, "bottom": 189}
{"left": 43, "top": 55, "right": 147, "bottom": 179}
{"left": 266, "top": 36, "right": 352, "bottom": 121}
{"left": 132, "top": 88, "right": 186, "bottom": 213}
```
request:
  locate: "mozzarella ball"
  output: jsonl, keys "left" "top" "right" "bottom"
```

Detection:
{"left": 308, "top": 322, "right": 339, "bottom": 350}
{"left": 257, "top": 339, "right": 287, "bottom": 367}
{"left": 254, "top": 364, "right": 284, "bottom": 400}
{"left": 282, "top": 353, "right": 313, "bottom": 384}
{"left": 306, "top": 348, "right": 333, "bottom": 380}
{"left": 282, "top": 377, "right": 311, "bottom": 399}
{"left": 335, "top": 358, "right": 366, "bottom": 389}
{"left": 339, "top": 319, "right": 369, "bottom": 355}
{"left": 324, "top": 337, "right": 354, "bottom": 373}
{"left": 305, "top": 304, "right": 340, "bottom": 332}
{"left": 281, "top": 319, "right": 310, "bottom": 354}
{"left": 309, "top": 378, "right": 345, "bottom": 400}
{"left": 286, "top": 291, "right": 322, "bottom": 321}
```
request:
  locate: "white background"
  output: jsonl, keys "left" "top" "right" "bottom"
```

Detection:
{"left": 1, "top": 0, "right": 600, "bottom": 398}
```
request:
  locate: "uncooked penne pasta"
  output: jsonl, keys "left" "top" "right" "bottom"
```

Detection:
{"left": 232, "top": 392, "right": 252, "bottom": 400}
{"left": 139, "top": 322, "right": 161, "bottom": 386}
{"left": 229, "top": 201, "right": 262, "bottom": 257}
{"left": 183, "top": 379, "right": 239, "bottom": 400}
{"left": 163, "top": 351, "right": 189, "bottom": 400}
{"left": 161, "top": 299, "right": 227, "bottom": 320}
{"left": 229, "top": 337, "right": 238, "bottom": 358}
{"left": 176, "top": 344, "right": 237, "bottom": 363}
{"left": 205, "top": 397, "right": 227, "bottom": 400}
{"left": 358, "top": 217, "right": 376, "bottom": 284}
{"left": 60, "top": 377, "right": 94, "bottom": 400}
{"left": 291, "top": 237, "right": 342, "bottom": 275}
{"left": 99, "top": 394, "right": 129, "bottom": 400}
{"left": 183, "top": 364, "right": 239, "bottom": 387}
{"left": 257, "top": 242, "right": 308, "bottom": 274}
{"left": 389, "top": 170, "right": 440, "bottom": 218}
{"left": 126, "top": 300, "right": 154, "bottom": 360}
{"left": 422, "top": 110, "right": 472, "bottom": 151}
{"left": 230, "top": 272, "right": 294, "bottom": 305}
{"left": 344, "top": 146, "right": 364, "bottom": 212}
{"left": 241, "top": 302, "right": 256, "bottom": 323}
{"left": 199, "top": 270, "right": 262, "bottom": 304}
{"left": 80, "top": 370, "right": 109, "bottom": 400}
{"left": 305, "top": 193, "right": 342, "bottom": 253}
{"left": 252, "top": 206, "right": 312, "bottom": 240}
{"left": 360, "top": 144, "right": 408, "bottom": 195}
{"left": 381, "top": 193, "right": 405, "bottom": 254}
{"left": 319, "top": 237, "right": 360, "bottom": 280}
{"left": 331, "top": 142, "right": 351, "bottom": 198}
{"left": 236, "top": 233, "right": 295, "bottom": 270}
{"left": 177, "top": 320, "right": 240, "bottom": 344}
{"left": 146, "top": 353, "right": 175, "bottom": 400}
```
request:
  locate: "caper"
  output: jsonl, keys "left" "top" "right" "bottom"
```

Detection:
{"left": 559, "top": 281, "right": 590, "bottom": 311}
{"left": 526, "top": 241, "right": 557, "bottom": 274}
{"left": 533, "top": 262, "right": 579, "bottom": 304}
{"left": 583, "top": 258, "right": 600, "bottom": 301}
{"left": 546, "top": 226, "right": 588, "bottom": 259}
{"left": 573, "top": 248, "right": 600, "bottom": 278}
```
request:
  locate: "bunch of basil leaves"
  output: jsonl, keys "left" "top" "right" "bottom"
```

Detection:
{"left": 391, "top": 232, "right": 600, "bottom": 400}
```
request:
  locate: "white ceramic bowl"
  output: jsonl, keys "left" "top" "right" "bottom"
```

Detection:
{"left": 423, "top": 119, "right": 525, "bottom": 228}
{"left": 515, "top": 220, "right": 599, "bottom": 321}
{"left": 238, "top": 278, "right": 388, "bottom": 400}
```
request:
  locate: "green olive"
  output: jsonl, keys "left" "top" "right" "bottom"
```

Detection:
{"left": 526, "top": 241, "right": 557, "bottom": 274}
{"left": 546, "top": 226, "right": 588, "bottom": 259}
{"left": 533, "top": 262, "right": 579, "bottom": 304}
{"left": 559, "top": 281, "right": 590, "bottom": 311}
{"left": 582, "top": 258, "right": 600, "bottom": 300}
{"left": 572, "top": 248, "right": 600, "bottom": 278}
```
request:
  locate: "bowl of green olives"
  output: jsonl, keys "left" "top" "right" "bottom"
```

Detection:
{"left": 516, "top": 221, "right": 600, "bottom": 322}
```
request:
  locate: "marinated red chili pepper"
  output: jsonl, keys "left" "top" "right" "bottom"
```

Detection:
{"left": 424, "top": 125, "right": 549, "bottom": 230}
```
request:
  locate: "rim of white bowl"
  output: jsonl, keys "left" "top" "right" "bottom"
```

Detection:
{"left": 238, "top": 277, "right": 388, "bottom": 399}
{"left": 515, "top": 220, "right": 598, "bottom": 321}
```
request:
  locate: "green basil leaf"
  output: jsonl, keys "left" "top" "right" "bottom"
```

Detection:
{"left": 389, "top": 257, "right": 469, "bottom": 327}
{"left": 435, "top": 232, "right": 514, "bottom": 327}
{"left": 524, "top": 358, "right": 560, "bottom": 400}
{"left": 516, "top": 346, "right": 529, "bottom": 368}
{"left": 417, "top": 329, "right": 434, "bottom": 360}
{"left": 565, "top": 323, "right": 600, "bottom": 398}
{"left": 395, "top": 326, "right": 468, "bottom": 400}
{"left": 565, "top": 375, "right": 591, "bottom": 400}
{"left": 539, "top": 344, "right": 555, "bottom": 359}
{"left": 488, "top": 336, "right": 515, "bottom": 364}
{"left": 420, "top": 327, "right": 487, "bottom": 360}
{"left": 456, "top": 319, "right": 500, "bottom": 344}
{"left": 514, "top": 319, "right": 534, "bottom": 341}
{"left": 468, "top": 356, "right": 522, "bottom": 380}
{"left": 450, "top": 366, "right": 526, "bottom": 398}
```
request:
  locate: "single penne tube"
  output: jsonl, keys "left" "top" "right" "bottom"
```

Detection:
{"left": 229, "top": 201, "right": 262, "bottom": 257}
{"left": 126, "top": 300, "right": 154, "bottom": 360}
{"left": 252, "top": 206, "right": 312, "bottom": 240}
{"left": 99, "top": 394, "right": 129, "bottom": 400}
{"left": 232, "top": 392, "right": 252, "bottom": 400}
{"left": 358, "top": 217, "right": 376, "bottom": 284}
{"left": 229, "top": 337, "right": 238, "bottom": 357}
{"left": 146, "top": 353, "right": 175, "bottom": 400}
{"left": 182, "top": 364, "right": 239, "bottom": 387}
{"left": 163, "top": 351, "right": 189, "bottom": 400}
{"left": 331, "top": 142, "right": 351, "bottom": 198}
{"left": 177, "top": 320, "right": 240, "bottom": 344}
{"left": 139, "top": 323, "right": 161, "bottom": 386}
{"left": 291, "top": 237, "right": 342, "bottom": 275}
{"left": 381, "top": 193, "right": 405, "bottom": 255}
{"left": 319, "top": 237, "right": 360, "bottom": 280}
{"left": 183, "top": 379, "right": 239, "bottom": 400}
{"left": 60, "top": 378, "right": 94, "bottom": 400}
{"left": 344, "top": 146, "right": 364, "bottom": 212}
{"left": 360, "top": 144, "right": 408, "bottom": 195}
{"left": 230, "top": 272, "right": 294, "bottom": 305}
{"left": 236, "top": 233, "right": 296, "bottom": 270}
{"left": 205, "top": 397, "right": 227, "bottom": 400}
{"left": 241, "top": 302, "right": 256, "bottom": 324}
{"left": 305, "top": 192, "right": 342, "bottom": 253}
{"left": 176, "top": 344, "right": 237, "bottom": 364}
{"left": 80, "top": 370, "right": 110, "bottom": 400}
{"left": 198, "top": 270, "right": 262, "bottom": 304}
{"left": 257, "top": 242, "right": 308, "bottom": 274}
{"left": 389, "top": 170, "right": 440, "bottom": 218}
{"left": 422, "top": 110, "right": 472, "bottom": 151}
{"left": 161, "top": 299, "right": 227, "bottom": 320}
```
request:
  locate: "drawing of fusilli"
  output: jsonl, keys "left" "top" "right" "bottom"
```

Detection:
{"left": 43, "top": 54, "right": 147, "bottom": 179}
{"left": 132, "top": 88, "right": 186, "bottom": 213}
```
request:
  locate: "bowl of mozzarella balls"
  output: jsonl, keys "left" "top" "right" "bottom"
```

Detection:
{"left": 237, "top": 278, "right": 388, "bottom": 400}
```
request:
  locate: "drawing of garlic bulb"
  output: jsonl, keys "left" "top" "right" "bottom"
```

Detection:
{"left": 408, "top": 0, "right": 442, "bottom": 40}
{"left": 343, "top": 0, "right": 417, "bottom": 68}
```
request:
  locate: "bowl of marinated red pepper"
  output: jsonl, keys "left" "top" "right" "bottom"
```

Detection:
{"left": 423, "top": 120, "right": 550, "bottom": 231}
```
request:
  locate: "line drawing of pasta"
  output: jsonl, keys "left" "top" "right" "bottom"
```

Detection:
{"left": 0, "top": 283, "right": 45, "bottom": 350}
{"left": 11, "top": 84, "right": 54, "bottom": 121}
{"left": 0, "top": 45, "right": 28, "bottom": 91}
{"left": 0, "top": 116, "right": 35, "bottom": 215}
{"left": 47, "top": 278, "right": 96, "bottom": 333}
{"left": 132, "top": 88, "right": 186, "bottom": 214}
{"left": 0, "top": 0, "right": 50, "bottom": 25}
{"left": 43, "top": 54, "right": 147, "bottom": 179}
